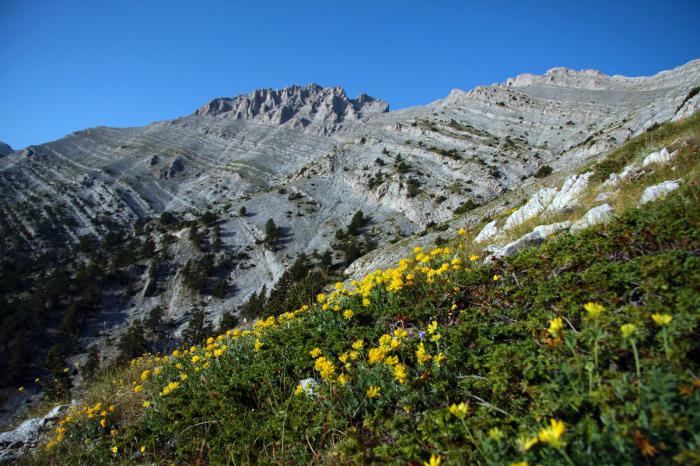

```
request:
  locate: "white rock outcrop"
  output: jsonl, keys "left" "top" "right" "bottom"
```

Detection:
{"left": 0, "top": 404, "right": 69, "bottom": 462}
{"left": 571, "top": 204, "right": 614, "bottom": 231}
{"left": 474, "top": 220, "right": 498, "bottom": 243}
{"left": 485, "top": 221, "right": 572, "bottom": 261}
{"left": 643, "top": 147, "right": 676, "bottom": 167}
{"left": 546, "top": 172, "right": 593, "bottom": 212}
{"left": 639, "top": 180, "right": 681, "bottom": 205}
{"left": 503, "top": 188, "right": 558, "bottom": 230}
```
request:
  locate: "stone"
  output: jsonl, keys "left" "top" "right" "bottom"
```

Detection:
{"left": 485, "top": 221, "right": 572, "bottom": 261}
{"left": 299, "top": 378, "right": 319, "bottom": 396}
{"left": 571, "top": 204, "right": 614, "bottom": 231}
{"left": 546, "top": 172, "right": 593, "bottom": 212}
{"left": 474, "top": 220, "right": 498, "bottom": 243}
{"left": 503, "top": 188, "right": 558, "bottom": 230}
{"left": 595, "top": 191, "right": 615, "bottom": 202}
{"left": 642, "top": 147, "right": 676, "bottom": 167}
{"left": 639, "top": 180, "right": 681, "bottom": 205}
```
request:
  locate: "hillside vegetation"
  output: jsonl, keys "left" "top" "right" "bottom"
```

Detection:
{"left": 23, "top": 115, "right": 700, "bottom": 465}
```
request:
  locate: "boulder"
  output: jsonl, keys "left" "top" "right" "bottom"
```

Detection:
{"left": 503, "top": 188, "right": 558, "bottom": 230}
{"left": 485, "top": 221, "right": 572, "bottom": 262}
{"left": 639, "top": 180, "right": 680, "bottom": 205}
{"left": 571, "top": 204, "right": 614, "bottom": 231}
{"left": 474, "top": 220, "right": 498, "bottom": 243}
{"left": 546, "top": 172, "right": 593, "bottom": 212}
{"left": 642, "top": 147, "right": 676, "bottom": 167}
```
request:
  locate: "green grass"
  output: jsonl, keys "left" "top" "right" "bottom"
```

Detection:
{"left": 25, "top": 182, "right": 700, "bottom": 465}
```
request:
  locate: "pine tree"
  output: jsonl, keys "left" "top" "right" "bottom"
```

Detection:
{"left": 81, "top": 346, "right": 100, "bottom": 380}
{"left": 44, "top": 345, "right": 72, "bottom": 400}
{"left": 218, "top": 311, "right": 239, "bottom": 332}
{"left": 182, "top": 308, "right": 213, "bottom": 346}
{"left": 116, "top": 320, "right": 148, "bottom": 363}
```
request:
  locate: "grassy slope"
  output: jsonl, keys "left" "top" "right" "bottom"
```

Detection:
{"left": 26, "top": 115, "right": 700, "bottom": 465}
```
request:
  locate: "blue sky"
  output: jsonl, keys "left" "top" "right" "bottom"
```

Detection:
{"left": 1, "top": 0, "right": 699, "bottom": 149}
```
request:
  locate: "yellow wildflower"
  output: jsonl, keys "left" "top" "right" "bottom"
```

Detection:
{"left": 448, "top": 401, "right": 469, "bottom": 419}
{"left": 316, "top": 293, "right": 327, "bottom": 304}
{"left": 424, "top": 454, "right": 441, "bottom": 466}
{"left": 416, "top": 342, "right": 432, "bottom": 364}
{"left": 160, "top": 381, "right": 180, "bottom": 396}
{"left": 394, "top": 328, "right": 408, "bottom": 339}
{"left": 547, "top": 317, "right": 564, "bottom": 337}
{"left": 651, "top": 313, "right": 672, "bottom": 326}
{"left": 366, "top": 386, "right": 381, "bottom": 398}
{"left": 294, "top": 384, "right": 304, "bottom": 396}
{"left": 427, "top": 321, "right": 438, "bottom": 335}
{"left": 133, "top": 385, "right": 143, "bottom": 393}
{"left": 309, "top": 347, "right": 322, "bottom": 358}
{"left": 434, "top": 352, "right": 447, "bottom": 366}
{"left": 349, "top": 350, "right": 359, "bottom": 360}
{"left": 254, "top": 338, "right": 264, "bottom": 352}
{"left": 458, "top": 228, "right": 467, "bottom": 236}
{"left": 583, "top": 302, "right": 605, "bottom": 319}
{"left": 100, "top": 418, "right": 107, "bottom": 428}
{"left": 488, "top": 427, "right": 504, "bottom": 441}
{"left": 140, "top": 369, "right": 150, "bottom": 382}
{"left": 493, "top": 274, "right": 501, "bottom": 281}
{"left": 469, "top": 254, "right": 480, "bottom": 261}
{"left": 343, "top": 309, "right": 354, "bottom": 320}
{"left": 191, "top": 355, "right": 201, "bottom": 364}
{"left": 384, "top": 355, "right": 399, "bottom": 366}
{"left": 510, "top": 462, "right": 528, "bottom": 466}
{"left": 538, "top": 418, "right": 566, "bottom": 448}
{"left": 517, "top": 435, "right": 539, "bottom": 452}
{"left": 379, "top": 334, "right": 393, "bottom": 346}
{"left": 621, "top": 323, "right": 637, "bottom": 339}
{"left": 351, "top": 339, "right": 364, "bottom": 350}
{"left": 143, "top": 401, "right": 151, "bottom": 408}
{"left": 394, "top": 364, "right": 408, "bottom": 384}
{"left": 179, "top": 373, "right": 188, "bottom": 381}
{"left": 140, "top": 446, "right": 146, "bottom": 454}
{"left": 111, "top": 446, "right": 118, "bottom": 454}
{"left": 314, "top": 356, "right": 336, "bottom": 381}
{"left": 338, "top": 373, "right": 350, "bottom": 386}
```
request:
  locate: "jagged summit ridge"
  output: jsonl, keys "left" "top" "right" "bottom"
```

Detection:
{"left": 504, "top": 59, "right": 700, "bottom": 90}
{"left": 194, "top": 83, "right": 389, "bottom": 128}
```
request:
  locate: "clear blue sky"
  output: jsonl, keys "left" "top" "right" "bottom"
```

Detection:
{"left": 1, "top": 0, "right": 699, "bottom": 149}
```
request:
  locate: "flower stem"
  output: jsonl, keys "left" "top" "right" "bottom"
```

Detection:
{"left": 460, "top": 419, "right": 487, "bottom": 462}
{"left": 662, "top": 329, "right": 670, "bottom": 360}
{"left": 631, "top": 339, "right": 642, "bottom": 395}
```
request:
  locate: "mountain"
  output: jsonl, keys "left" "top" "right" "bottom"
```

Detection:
{"left": 0, "top": 60, "right": 699, "bottom": 402}
{"left": 0, "top": 141, "right": 12, "bottom": 157}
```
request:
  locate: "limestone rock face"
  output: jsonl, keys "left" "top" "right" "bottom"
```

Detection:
{"left": 640, "top": 180, "right": 681, "bottom": 205}
{"left": 0, "top": 404, "right": 69, "bottom": 461}
{"left": 571, "top": 204, "right": 615, "bottom": 231}
{"left": 194, "top": 84, "right": 389, "bottom": 133}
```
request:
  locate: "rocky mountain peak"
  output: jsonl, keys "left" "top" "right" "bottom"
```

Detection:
{"left": 0, "top": 141, "right": 13, "bottom": 157}
{"left": 194, "top": 83, "right": 389, "bottom": 128}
